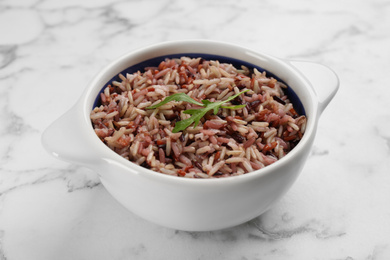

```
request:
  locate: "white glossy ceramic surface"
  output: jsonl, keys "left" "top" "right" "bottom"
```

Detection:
{"left": 41, "top": 40, "right": 339, "bottom": 231}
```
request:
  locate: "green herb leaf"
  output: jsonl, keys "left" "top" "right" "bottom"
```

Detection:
{"left": 147, "top": 90, "right": 249, "bottom": 133}
{"left": 183, "top": 109, "right": 200, "bottom": 115}
{"left": 146, "top": 93, "right": 203, "bottom": 109}
{"left": 172, "top": 89, "right": 249, "bottom": 133}
{"left": 173, "top": 117, "right": 196, "bottom": 132}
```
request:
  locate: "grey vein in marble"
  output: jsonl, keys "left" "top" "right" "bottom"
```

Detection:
{"left": 0, "top": 46, "right": 16, "bottom": 70}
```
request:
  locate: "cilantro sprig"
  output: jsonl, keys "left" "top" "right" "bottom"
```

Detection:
{"left": 146, "top": 89, "right": 249, "bottom": 133}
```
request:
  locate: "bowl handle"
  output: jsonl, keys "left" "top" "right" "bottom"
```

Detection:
{"left": 41, "top": 104, "right": 103, "bottom": 167}
{"left": 290, "top": 61, "right": 339, "bottom": 114}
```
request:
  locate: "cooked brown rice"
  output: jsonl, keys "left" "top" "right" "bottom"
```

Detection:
{"left": 90, "top": 56, "right": 306, "bottom": 178}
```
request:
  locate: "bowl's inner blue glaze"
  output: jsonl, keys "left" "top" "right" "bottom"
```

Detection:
{"left": 93, "top": 53, "right": 305, "bottom": 116}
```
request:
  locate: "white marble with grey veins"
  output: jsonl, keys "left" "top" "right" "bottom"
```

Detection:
{"left": 0, "top": 0, "right": 390, "bottom": 259}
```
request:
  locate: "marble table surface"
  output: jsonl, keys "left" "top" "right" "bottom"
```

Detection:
{"left": 1, "top": 0, "right": 390, "bottom": 259}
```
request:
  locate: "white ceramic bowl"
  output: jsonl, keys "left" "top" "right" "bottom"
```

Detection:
{"left": 42, "top": 40, "right": 339, "bottom": 231}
